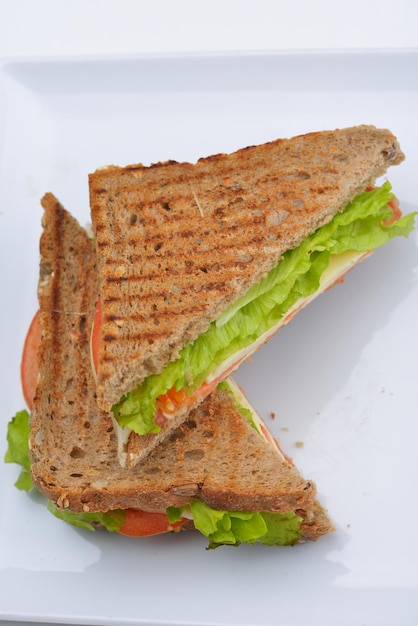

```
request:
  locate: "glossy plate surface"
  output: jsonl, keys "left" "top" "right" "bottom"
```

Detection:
{"left": 0, "top": 51, "right": 417, "bottom": 626}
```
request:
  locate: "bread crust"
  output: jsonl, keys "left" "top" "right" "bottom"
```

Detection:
{"left": 29, "top": 195, "right": 333, "bottom": 541}
{"left": 89, "top": 125, "right": 404, "bottom": 415}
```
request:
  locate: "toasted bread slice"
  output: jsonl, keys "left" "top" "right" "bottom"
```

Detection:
{"left": 29, "top": 194, "right": 333, "bottom": 543}
{"left": 88, "top": 125, "right": 404, "bottom": 465}
{"left": 89, "top": 125, "right": 403, "bottom": 409}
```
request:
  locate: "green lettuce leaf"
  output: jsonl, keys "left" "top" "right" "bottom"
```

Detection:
{"left": 166, "top": 506, "right": 186, "bottom": 523}
{"left": 4, "top": 410, "right": 34, "bottom": 492}
{"left": 114, "top": 182, "right": 416, "bottom": 435}
{"left": 190, "top": 500, "right": 302, "bottom": 549}
{"left": 258, "top": 512, "right": 303, "bottom": 546}
{"left": 47, "top": 501, "right": 125, "bottom": 532}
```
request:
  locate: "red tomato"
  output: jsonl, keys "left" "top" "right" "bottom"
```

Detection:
{"left": 117, "top": 509, "right": 188, "bottom": 537}
{"left": 20, "top": 310, "right": 41, "bottom": 410}
{"left": 156, "top": 385, "right": 196, "bottom": 417}
{"left": 384, "top": 198, "right": 402, "bottom": 225}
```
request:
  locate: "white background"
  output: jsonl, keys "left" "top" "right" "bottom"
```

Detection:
{"left": 0, "top": 0, "right": 417, "bottom": 58}
{"left": 0, "top": 2, "right": 417, "bottom": 626}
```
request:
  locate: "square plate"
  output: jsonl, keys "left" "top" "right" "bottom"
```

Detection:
{"left": 0, "top": 51, "right": 417, "bottom": 626}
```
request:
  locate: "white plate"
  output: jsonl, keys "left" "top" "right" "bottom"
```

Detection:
{"left": 0, "top": 51, "right": 417, "bottom": 626}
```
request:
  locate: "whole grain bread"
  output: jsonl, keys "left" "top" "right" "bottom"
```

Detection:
{"left": 29, "top": 194, "right": 333, "bottom": 542}
{"left": 89, "top": 125, "right": 404, "bottom": 415}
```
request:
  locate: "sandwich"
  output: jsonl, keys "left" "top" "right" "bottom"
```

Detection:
{"left": 88, "top": 125, "right": 415, "bottom": 466}
{"left": 5, "top": 193, "right": 334, "bottom": 548}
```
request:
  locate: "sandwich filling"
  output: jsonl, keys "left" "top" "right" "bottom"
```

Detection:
{"left": 6, "top": 381, "right": 313, "bottom": 548}
{"left": 106, "top": 182, "right": 416, "bottom": 436}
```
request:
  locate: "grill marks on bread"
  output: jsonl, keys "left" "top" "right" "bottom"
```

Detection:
{"left": 89, "top": 125, "right": 404, "bottom": 411}
{"left": 30, "top": 194, "right": 98, "bottom": 488}
{"left": 36, "top": 194, "right": 96, "bottom": 414}
{"left": 28, "top": 198, "right": 333, "bottom": 541}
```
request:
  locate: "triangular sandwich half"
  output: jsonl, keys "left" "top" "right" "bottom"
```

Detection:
{"left": 88, "top": 125, "right": 415, "bottom": 467}
{"left": 20, "top": 193, "right": 333, "bottom": 548}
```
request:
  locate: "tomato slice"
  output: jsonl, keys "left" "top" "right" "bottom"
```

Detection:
{"left": 156, "top": 385, "right": 201, "bottom": 420}
{"left": 384, "top": 197, "right": 402, "bottom": 225}
{"left": 156, "top": 354, "right": 250, "bottom": 425}
{"left": 117, "top": 509, "right": 188, "bottom": 537}
{"left": 20, "top": 310, "right": 41, "bottom": 410}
